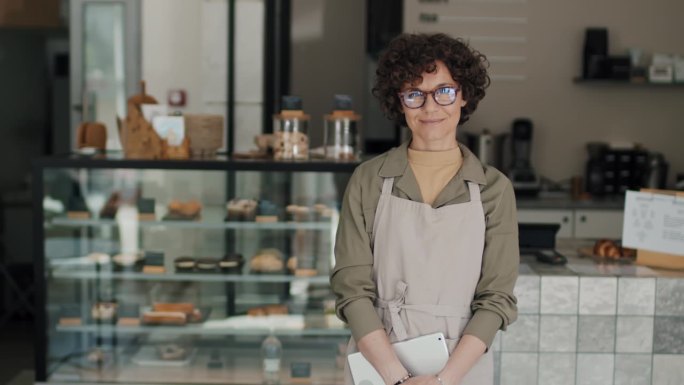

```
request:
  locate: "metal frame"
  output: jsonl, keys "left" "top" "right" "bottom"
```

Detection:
{"left": 263, "top": 0, "right": 291, "bottom": 134}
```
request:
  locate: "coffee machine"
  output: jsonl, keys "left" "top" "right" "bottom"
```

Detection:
{"left": 508, "top": 118, "right": 541, "bottom": 196}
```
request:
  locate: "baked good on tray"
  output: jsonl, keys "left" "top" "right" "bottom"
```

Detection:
{"left": 91, "top": 301, "right": 118, "bottom": 322}
{"left": 591, "top": 239, "right": 637, "bottom": 260}
{"left": 174, "top": 256, "right": 196, "bottom": 272}
{"left": 249, "top": 248, "right": 284, "bottom": 273}
{"left": 196, "top": 258, "right": 219, "bottom": 273}
{"left": 225, "top": 198, "right": 257, "bottom": 221}
{"left": 166, "top": 199, "right": 202, "bottom": 220}
{"left": 219, "top": 253, "right": 244, "bottom": 273}
{"left": 247, "top": 304, "right": 289, "bottom": 316}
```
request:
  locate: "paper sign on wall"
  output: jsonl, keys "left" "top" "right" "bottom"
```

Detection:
{"left": 622, "top": 190, "right": 684, "bottom": 256}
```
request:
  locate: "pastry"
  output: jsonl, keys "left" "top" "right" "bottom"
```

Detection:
{"left": 152, "top": 303, "right": 202, "bottom": 322}
{"left": 157, "top": 344, "right": 187, "bottom": 360}
{"left": 219, "top": 253, "right": 244, "bottom": 273}
{"left": 174, "top": 256, "right": 196, "bottom": 272}
{"left": 592, "top": 239, "right": 632, "bottom": 260}
{"left": 112, "top": 253, "right": 143, "bottom": 270}
{"left": 225, "top": 198, "right": 257, "bottom": 221}
{"left": 91, "top": 301, "right": 118, "bottom": 322}
{"left": 250, "top": 248, "right": 284, "bottom": 273}
{"left": 286, "top": 256, "right": 298, "bottom": 272}
{"left": 142, "top": 311, "right": 187, "bottom": 325}
{"left": 287, "top": 205, "right": 312, "bottom": 222}
{"left": 86, "top": 252, "right": 110, "bottom": 264}
{"left": 166, "top": 199, "right": 202, "bottom": 220}
{"left": 196, "top": 258, "right": 219, "bottom": 272}
{"left": 247, "top": 304, "right": 289, "bottom": 316}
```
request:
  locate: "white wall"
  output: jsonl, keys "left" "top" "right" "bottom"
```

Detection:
{"left": 142, "top": 0, "right": 229, "bottom": 148}
{"left": 404, "top": 0, "right": 684, "bottom": 186}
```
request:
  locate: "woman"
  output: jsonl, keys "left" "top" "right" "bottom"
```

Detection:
{"left": 330, "top": 33, "right": 519, "bottom": 385}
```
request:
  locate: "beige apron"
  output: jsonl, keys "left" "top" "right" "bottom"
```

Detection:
{"left": 344, "top": 177, "right": 493, "bottom": 385}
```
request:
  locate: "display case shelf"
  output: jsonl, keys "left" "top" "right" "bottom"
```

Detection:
{"left": 50, "top": 217, "right": 334, "bottom": 231}
{"left": 55, "top": 324, "right": 350, "bottom": 337}
{"left": 50, "top": 268, "right": 332, "bottom": 284}
{"left": 572, "top": 77, "right": 684, "bottom": 87}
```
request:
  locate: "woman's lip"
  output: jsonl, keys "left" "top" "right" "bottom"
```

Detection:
{"left": 419, "top": 118, "right": 445, "bottom": 124}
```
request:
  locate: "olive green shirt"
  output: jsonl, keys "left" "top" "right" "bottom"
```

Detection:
{"left": 330, "top": 140, "right": 519, "bottom": 348}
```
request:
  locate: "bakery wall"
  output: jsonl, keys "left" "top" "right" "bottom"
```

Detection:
{"left": 141, "top": 0, "right": 230, "bottom": 149}
{"left": 404, "top": 0, "right": 684, "bottom": 186}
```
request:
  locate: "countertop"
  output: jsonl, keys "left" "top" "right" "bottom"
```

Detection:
{"left": 516, "top": 192, "right": 624, "bottom": 210}
{"left": 521, "top": 238, "right": 684, "bottom": 278}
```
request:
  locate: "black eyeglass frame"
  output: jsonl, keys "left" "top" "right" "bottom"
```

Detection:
{"left": 397, "top": 85, "right": 461, "bottom": 109}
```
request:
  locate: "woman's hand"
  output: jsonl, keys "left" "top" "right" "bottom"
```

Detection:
{"left": 404, "top": 375, "right": 449, "bottom": 385}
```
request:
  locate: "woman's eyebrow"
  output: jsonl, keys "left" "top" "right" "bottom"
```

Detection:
{"left": 405, "top": 83, "right": 457, "bottom": 91}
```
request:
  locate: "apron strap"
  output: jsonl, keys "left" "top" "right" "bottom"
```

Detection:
{"left": 467, "top": 182, "right": 481, "bottom": 202}
{"left": 374, "top": 281, "right": 468, "bottom": 341}
{"left": 381, "top": 177, "right": 395, "bottom": 196}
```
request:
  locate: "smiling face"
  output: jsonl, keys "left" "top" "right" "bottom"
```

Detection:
{"left": 401, "top": 61, "right": 467, "bottom": 151}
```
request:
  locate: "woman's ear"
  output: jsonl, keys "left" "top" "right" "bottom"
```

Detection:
{"left": 461, "top": 100, "right": 467, "bottom": 108}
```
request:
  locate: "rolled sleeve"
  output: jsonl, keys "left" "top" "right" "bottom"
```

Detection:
{"left": 330, "top": 167, "right": 384, "bottom": 341}
{"left": 462, "top": 181, "right": 519, "bottom": 348}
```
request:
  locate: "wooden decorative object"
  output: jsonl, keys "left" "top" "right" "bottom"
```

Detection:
{"left": 76, "top": 88, "right": 107, "bottom": 151}
{"left": 118, "top": 81, "right": 189, "bottom": 159}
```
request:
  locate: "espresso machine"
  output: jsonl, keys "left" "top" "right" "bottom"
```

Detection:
{"left": 508, "top": 118, "right": 541, "bottom": 196}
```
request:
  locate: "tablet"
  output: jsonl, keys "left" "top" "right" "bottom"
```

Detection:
{"left": 347, "top": 332, "right": 449, "bottom": 385}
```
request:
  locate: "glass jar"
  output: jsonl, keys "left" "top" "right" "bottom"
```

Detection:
{"left": 323, "top": 111, "right": 361, "bottom": 161}
{"left": 272, "top": 112, "right": 310, "bottom": 160}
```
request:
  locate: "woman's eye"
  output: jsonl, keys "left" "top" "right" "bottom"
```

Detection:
{"left": 436, "top": 87, "right": 454, "bottom": 95}
{"left": 407, "top": 91, "right": 424, "bottom": 99}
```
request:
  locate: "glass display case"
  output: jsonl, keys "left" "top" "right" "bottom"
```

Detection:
{"left": 34, "top": 156, "right": 357, "bottom": 385}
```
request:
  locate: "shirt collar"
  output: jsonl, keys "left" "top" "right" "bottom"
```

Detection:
{"left": 378, "top": 139, "right": 488, "bottom": 186}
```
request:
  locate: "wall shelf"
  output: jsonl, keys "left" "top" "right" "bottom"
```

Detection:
{"left": 572, "top": 77, "right": 684, "bottom": 87}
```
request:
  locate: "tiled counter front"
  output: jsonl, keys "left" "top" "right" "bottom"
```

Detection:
{"left": 491, "top": 275, "right": 684, "bottom": 385}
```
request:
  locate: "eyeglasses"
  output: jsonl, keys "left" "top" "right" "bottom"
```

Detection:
{"left": 398, "top": 86, "right": 460, "bottom": 109}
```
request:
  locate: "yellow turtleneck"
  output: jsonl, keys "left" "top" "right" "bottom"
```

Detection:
{"left": 408, "top": 145, "right": 463, "bottom": 205}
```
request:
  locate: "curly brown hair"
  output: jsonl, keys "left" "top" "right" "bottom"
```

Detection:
{"left": 372, "top": 33, "right": 490, "bottom": 127}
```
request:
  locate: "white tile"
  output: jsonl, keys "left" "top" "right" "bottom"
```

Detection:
{"left": 500, "top": 353, "right": 537, "bottom": 385}
{"left": 578, "top": 315, "right": 615, "bottom": 353}
{"left": 580, "top": 277, "right": 617, "bottom": 315}
{"left": 656, "top": 279, "right": 684, "bottom": 316}
{"left": 614, "top": 354, "right": 652, "bottom": 385}
{"left": 540, "top": 315, "right": 577, "bottom": 352}
{"left": 538, "top": 353, "right": 575, "bottom": 385}
{"left": 541, "top": 277, "right": 579, "bottom": 315}
{"left": 515, "top": 275, "right": 540, "bottom": 314}
{"left": 616, "top": 316, "right": 654, "bottom": 353}
{"left": 576, "top": 354, "right": 614, "bottom": 385}
{"left": 501, "top": 315, "right": 539, "bottom": 352}
{"left": 618, "top": 278, "right": 656, "bottom": 315}
{"left": 653, "top": 354, "right": 684, "bottom": 385}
